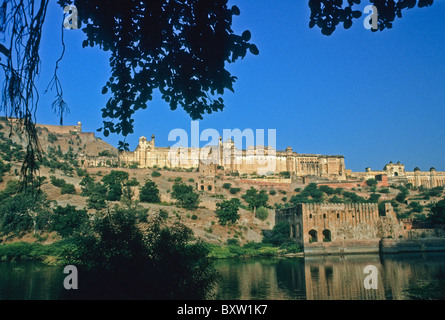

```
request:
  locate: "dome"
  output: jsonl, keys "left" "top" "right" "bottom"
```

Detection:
{"left": 430, "top": 167, "right": 436, "bottom": 172}
{"left": 414, "top": 167, "right": 421, "bottom": 172}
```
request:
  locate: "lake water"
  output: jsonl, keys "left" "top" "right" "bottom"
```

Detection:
{"left": 1, "top": 252, "right": 445, "bottom": 300}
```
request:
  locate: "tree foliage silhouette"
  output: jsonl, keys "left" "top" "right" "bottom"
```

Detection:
{"left": 0, "top": 0, "right": 258, "bottom": 185}
{"left": 309, "top": 0, "right": 434, "bottom": 36}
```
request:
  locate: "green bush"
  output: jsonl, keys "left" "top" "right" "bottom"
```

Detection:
{"left": 60, "top": 183, "right": 76, "bottom": 195}
{"left": 222, "top": 183, "right": 232, "bottom": 190}
{"left": 229, "top": 187, "right": 241, "bottom": 194}
{"left": 159, "top": 209, "right": 169, "bottom": 220}
{"left": 171, "top": 182, "right": 200, "bottom": 210}
{"left": 215, "top": 198, "right": 240, "bottom": 226}
{"left": 50, "top": 176, "right": 66, "bottom": 188}
{"left": 51, "top": 205, "right": 88, "bottom": 238}
{"left": 151, "top": 171, "right": 161, "bottom": 177}
{"left": 262, "top": 221, "right": 290, "bottom": 247}
{"left": 226, "top": 238, "right": 240, "bottom": 246}
{"left": 255, "top": 206, "right": 269, "bottom": 221}
{"left": 139, "top": 179, "right": 161, "bottom": 203}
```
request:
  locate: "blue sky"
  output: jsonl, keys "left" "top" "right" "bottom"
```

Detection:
{"left": 32, "top": 0, "right": 445, "bottom": 172}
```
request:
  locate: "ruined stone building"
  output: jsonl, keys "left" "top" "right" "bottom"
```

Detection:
{"left": 275, "top": 202, "right": 403, "bottom": 255}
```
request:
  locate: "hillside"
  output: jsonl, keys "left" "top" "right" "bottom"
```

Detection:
{"left": 0, "top": 118, "right": 443, "bottom": 246}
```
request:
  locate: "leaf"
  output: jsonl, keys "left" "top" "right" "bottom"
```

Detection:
{"left": 343, "top": 19, "right": 353, "bottom": 29}
{"left": 241, "top": 30, "right": 251, "bottom": 41}
{"left": 249, "top": 44, "right": 259, "bottom": 55}
{"left": 351, "top": 10, "right": 362, "bottom": 18}
{"left": 231, "top": 6, "right": 240, "bottom": 16}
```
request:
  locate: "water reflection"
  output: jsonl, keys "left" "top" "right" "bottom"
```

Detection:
{"left": 214, "top": 252, "right": 445, "bottom": 300}
{"left": 0, "top": 261, "right": 64, "bottom": 300}
{"left": 1, "top": 253, "right": 444, "bottom": 300}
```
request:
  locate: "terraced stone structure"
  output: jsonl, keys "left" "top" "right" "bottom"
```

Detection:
{"left": 276, "top": 202, "right": 403, "bottom": 255}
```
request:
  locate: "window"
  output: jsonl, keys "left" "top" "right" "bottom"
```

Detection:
{"left": 308, "top": 230, "right": 318, "bottom": 243}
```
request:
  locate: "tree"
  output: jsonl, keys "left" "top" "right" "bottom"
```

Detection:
{"left": 51, "top": 205, "right": 88, "bottom": 238}
{"left": 309, "top": 0, "right": 434, "bottom": 36}
{"left": 368, "top": 193, "right": 381, "bottom": 203}
{"left": 102, "top": 170, "right": 129, "bottom": 201}
{"left": 63, "top": 208, "right": 218, "bottom": 299}
{"left": 139, "top": 179, "right": 161, "bottom": 203}
{"left": 0, "top": 192, "right": 51, "bottom": 236}
{"left": 255, "top": 206, "right": 269, "bottom": 221}
{"left": 428, "top": 199, "right": 445, "bottom": 225}
{"left": 102, "top": 170, "right": 130, "bottom": 186}
{"left": 366, "top": 178, "right": 378, "bottom": 188}
{"left": 242, "top": 187, "right": 269, "bottom": 212}
{"left": 87, "top": 183, "right": 107, "bottom": 210}
{"left": 395, "top": 190, "right": 408, "bottom": 203}
{"left": 171, "top": 181, "right": 200, "bottom": 210}
{"left": 262, "top": 221, "right": 291, "bottom": 247}
{"left": 215, "top": 198, "right": 241, "bottom": 226}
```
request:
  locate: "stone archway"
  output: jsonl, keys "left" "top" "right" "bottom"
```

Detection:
{"left": 322, "top": 229, "right": 332, "bottom": 242}
{"left": 308, "top": 229, "right": 318, "bottom": 243}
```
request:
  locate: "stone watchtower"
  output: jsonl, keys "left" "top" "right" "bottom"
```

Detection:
{"left": 76, "top": 121, "right": 82, "bottom": 133}
{"left": 196, "top": 161, "right": 217, "bottom": 194}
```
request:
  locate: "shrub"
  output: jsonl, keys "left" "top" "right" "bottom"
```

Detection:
{"left": 51, "top": 205, "right": 88, "bottom": 238}
{"left": 215, "top": 198, "right": 241, "bottom": 226}
{"left": 159, "top": 209, "right": 169, "bottom": 220}
{"left": 47, "top": 133, "right": 58, "bottom": 143}
{"left": 87, "top": 183, "right": 107, "bottom": 210}
{"left": 227, "top": 238, "right": 240, "bottom": 246}
{"left": 76, "top": 168, "right": 88, "bottom": 177}
{"left": 151, "top": 171, "right": 161, "bottom": 177}
{"left": 222, "top": 183, "right": 232, "bottom": 190}
{"left": 139, "top": 179, "right": 161, "bottom": 203}
{"left": 242, "top": 187, "right": 269, "bottom": 212}
{"left": 366, "top": 179, "right": 378, "bottom": 188}
{"left": 61, "top": 183, "right": 76, "bottom": 195}
{"left": 269, "top": 189, "right": 277, "bottom": 196}
{"left": 171, "top": 181, "right": 200, "bottom": 210}
{"left": 125, "top": 178, "right": 140, "bottom": 187}
{"left": 50, "top": 176, "right": 66, "bottom": 188}
{"left": 62, "top": 208, "right": 218, "bottom": 299}
{"left": 255, "top": 206, "right": 269, "bottom": 221}
{"left": 191, "top": 214, "right": 198, "bottom": 220}
{"left": 262, "top": 221, "right": 291, "bottom": 247}
{"left": 229, "top": 187, "right": 241, "bottom": 195}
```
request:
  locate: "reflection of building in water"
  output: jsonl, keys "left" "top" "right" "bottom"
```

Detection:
{"left": 214, "top": 253, "right": 445, "bottom": 300}
{"left": 214, "top": 259, "right": 306, "bottom": 300}
{"left": 304, "top": 256, "right": 385, "bottom": 300}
